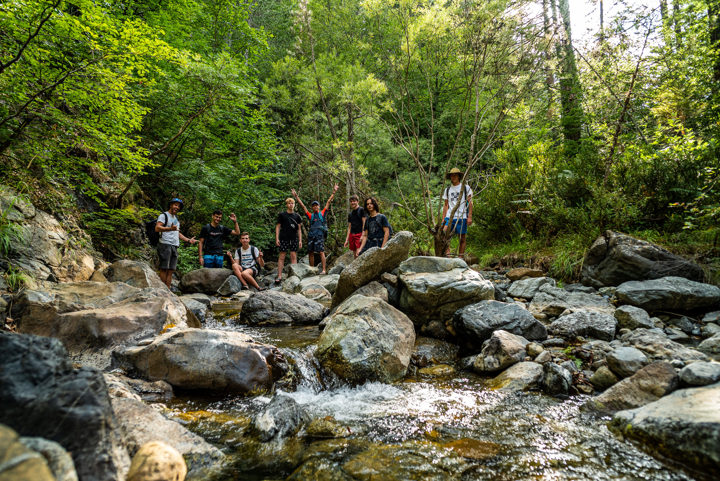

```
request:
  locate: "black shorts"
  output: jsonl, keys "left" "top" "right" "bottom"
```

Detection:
{"left": 279, "top": 238, "right": 299, "bottom": 252}
{"left": 308, "top": 235, "right": 325, "bottom": 253}
{"left": 157, "top": 243, "right": 178, "bottom": 270}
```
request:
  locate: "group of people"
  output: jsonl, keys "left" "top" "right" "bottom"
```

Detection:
{"left": 154, "top": 168, "right": 473, "bottom": 289}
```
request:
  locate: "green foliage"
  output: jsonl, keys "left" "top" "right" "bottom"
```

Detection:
{"left": 3, "top": 264, "right": 30, "bottom": 292}
{"left": 83, "top": 206, "right": 157, "bottom": 259}
{"left": 0, "top": 205, "right": 21, "bottom": 258}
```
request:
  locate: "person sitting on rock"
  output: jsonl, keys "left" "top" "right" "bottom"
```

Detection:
{"left": 227, "top": 232, "right": 265, "bottom": 291}
{"left": 292, "top": 184, "right": 338, "bottom": 275}
{"left": 358, "top": 197, "right": 390, "bottom": 255}
{"left": 198, "top": 210, "right": 240, "bottom": 268}
{"left": 442, "top": 167, "right": 473, "bottom": 258}
{"left": 344, "top": 194, "right": 367, "bottom": 258}
{"left": 275, "top": 197, "right": 303, "bottom": 284}
{"left": 156, "top": 198, "right": 197, "bottom": 288}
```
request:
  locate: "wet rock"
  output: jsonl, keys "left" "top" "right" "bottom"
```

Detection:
{"left": 581, "top": 231, "right": 705, "bottom": 288}
{"left": 620, "top": 328, "right": 708, "bottom": 363}
{"left": 114, "top": 329, "right": 287, "bottom": 394}
{"left": 548, "top": 310, "right": 617, "bottom": 341}
{"left": 487, "top": 361, "right": 543, "bottom": 391}
{"left": 529, "top": 285, "right": 615, "bottom": 319}
{"left": 241, "top": 290, "right": 325, "bottom": 326}
{"left": 541, "top": 363, "right": 573, "bottom": 395}
{"left": 289, "top": 263, "right": 319, "bottom": 280}
{"left": 507, "top": 277, "right": 556, "bottom": 299}
{"left": 179, "top": 268, "right": 233, "bottom": 294}
{"left": 126, "top": 441, "right": 187, "bottom": 481}
{"left": 506, "top": 267, "right": 544, "bottom": 281}
{"left": 19, "top": 436, "right": 78, "bottom": 481}
{"left": 216, "top": 275, "right": 242, "bottom": 296}
{"left": 615, "top": 276, "right": 720, "bottom": 311}
{"left": 0, "top": 332, "right": 130, "bottom": 481}
{"left": 113, "top": 397, "right": 223, "bottom": 477}
{"left": 181, "top": 293, "right": 212, "bottom": 306}
{"left": 583, "top": 362, "right": 678, "bottom": 413}
{"left": 606, "top": 347, "right": 648, "bottom": 378}
{"left": 472, "top": 330, "right": 529, "bottom": 374}
{"left": 398, "top": 256, "right": 494, "bottom": 326}
{"left": 332, "top": 231, "right": 413, "bottom": 307}
{"left": 614, "top": 305, "right": 654, "bottom": 330}
{"left": 412, "top": 337, "right": 459, "bottom": 367}
{"left": 281, "top": 275, "right": 301, "bottom": 293}
{"left": 102, "top": 260, "right": 166, "bottom": 289}
{"left": 701, "top": 323, "right": 720, "bottom": 338}
{"left": 254, "top": 395, "right": 310, "bottom": 442}
{"left": 609, "top": 382, "right": 720, "bottom": 473}
{"left": 698, "top": 335, "right": 720, "bottom": 359}
{"left": 679, "top": 362, "right": 720, "bottom": 386}
{"left": 590, "top": 366, "right": 619, "bottom": 390}
{"left": 0, "top": 424, "right": 56, "bottom": 481}
{"left": 418, "top": 364, "right": 456, "bottom": 376}
{"left": 419, "top": 319, "right": 453, "bottom": 341}
{"left": 299, "top": 284, "right": 332, "bottom": 305}
{"left": 316, "top": 295, "right": 415, "bottom": 384}
{"left": 179, "top": 297, "right": 208, "bottom": 323}
{"left": 453, "top": 300, "right": 547, "bottom": 349}
{"left": 305, "top": 417, "right": 349, "bottom": 439}
{"left": 703, "top": 311, "right": 720, "bottom": 323}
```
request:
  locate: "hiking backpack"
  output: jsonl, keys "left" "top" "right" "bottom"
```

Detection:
{"left": 145, "top": 212, "right": 168, "bottom": 247}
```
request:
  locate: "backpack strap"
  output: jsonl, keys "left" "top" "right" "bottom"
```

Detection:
{"left": 163, "top": 213, "right": 169, "bottom": 226}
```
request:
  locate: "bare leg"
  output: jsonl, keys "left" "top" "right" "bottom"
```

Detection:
{"left": 458, "top": 234, "right": 467, "bottom": 257}
{"left": 242, "top": 269, "right": 260, "bottom": 289}
{"left": 277, "top": 252, "right": 286, "bottom": 281}
{"left": 309, "top": 252, "right": 315, "bottom": 267}
{"left": 159, "top": 269, "right": 172, "bottom": 288}
{"left": 319, "top": 252, "right": 326, "bottom": 274}
{"left": 290, "top": 251, "right": 297, "bottom": 264}
{"left": 231, "top": 264, "right": 248, "bottom": 286}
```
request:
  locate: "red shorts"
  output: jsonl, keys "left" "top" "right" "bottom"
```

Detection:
{"left": 349, "top": 233, "right": 363, "bottom": 251}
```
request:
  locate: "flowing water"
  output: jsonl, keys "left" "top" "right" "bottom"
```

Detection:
{"left": 165, "top": 314, "right": 698, "bottom": 480}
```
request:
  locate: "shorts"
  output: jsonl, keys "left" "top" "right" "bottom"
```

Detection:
{"left": 348, "top": 232, "right": 363, "bottom": 251}
{"left": 359, "top": 238, "right": 383, "bottom": 255}
{"left": 279, "top": 238, "right": 299, "bottom": 252}
{"left": 157, "top": 243, "right": 178, "bottom": 270}
{"left": 443, "top": 217, "right": 468, "bottom": 235}
{"left": 308, "top": 235, "right": 325, "bottom": 253}
{"left": 203, "top": 254, "right": 224, "bottom": 268}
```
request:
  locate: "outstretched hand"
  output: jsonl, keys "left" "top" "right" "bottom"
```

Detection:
{"left": 229, "top": 213, "right": 237, "bottom": 222}
{"left": 188, "top": 237, "right": 198, "bottom": 245}
{"left": 333, "top": 183, "right": 339, "bottom": 193}
{"left": 291, "top": 188, "right": 298, "bottom": 198}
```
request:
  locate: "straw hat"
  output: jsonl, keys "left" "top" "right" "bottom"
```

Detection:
{"left": 446, "top": 167, "right": 463, "bottom": 180}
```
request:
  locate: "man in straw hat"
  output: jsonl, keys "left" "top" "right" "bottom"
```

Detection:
{"left": 442, "top": 168, "right": 473, "bottom": 257}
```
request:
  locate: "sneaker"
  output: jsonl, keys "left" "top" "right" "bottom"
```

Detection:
{"left": 241, "top": 285, "right": 249, "bottom": 290}
{"left": 274, "top": 277, "right": 282, "bottom": 284}
{"left": 256, "top": 286, "right": 266, "bottom": 292}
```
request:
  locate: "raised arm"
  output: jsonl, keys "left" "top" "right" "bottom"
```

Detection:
{"left": 229, "top": 213, "right": 240, "bottom": 235}
{"left": 291, "top": 188, "right": 310, "bottom": 215}
{"left": 323, "top": 184, "right": 339, "bottom": 212}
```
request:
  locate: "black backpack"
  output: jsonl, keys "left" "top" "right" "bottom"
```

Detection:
{"left": 145, "top": 212, "right": 168, "bottom": 246}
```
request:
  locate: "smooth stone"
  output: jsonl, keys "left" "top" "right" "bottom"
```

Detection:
{"left": 253, "top": 395, "right": 310, "bottom": 442}
{"left": 606, "top": 346, "right": 648, "bottom": 378}
{"left": 541, "top": 363, "right": 573, "bottom": 395}
{"left": 216, "top": 275, "right": 242, "bottom": 296}
{"left": 0, "top": 425, "right": 56, "bottom": 481}
{"left": 102, "top": 260, "right": 166, "bottom": 289}
{"left": 616, "top": 276, "right": 720, "bottom": 311}
{"left": 179, "top": 268, "right": 234, "bottom": 294}
{"left": 126, "top": 441, "right": 187, "bottom": 481}
{"left": 614, "top": 305, "right": 654, "bottom": 330}
{"left": 548, "top": 310, "right": 617, "bottom": 341}
{"left": 472, "top": 330, "right": 529, "bottom": 374}
{"left": 590, "top": 365, "right": 619, "bottom": 390}
{"left": 288, "top": 263, "right": 319, "bottom": 280}
{"left": 453, "top": 300, "right": 547, "bottom": 349}
{"left": 506, "top": 267, "right": 544, "bottom": 281}
{"left": 241, "top": 290, "right": 325, "bottom": 326}
{"left": 620, "top": 328, "right": 709, "bottom": 363}
{"left": 679, "top": 362, "right": 720, "bottom": 386}
{"left": 529, "top": 284, "right": 615, "bottom": 319}
{"left": 487, "top": 362, "right": 543, "bottom": 391}
{"left": 507, "top": 277, "right": 556, "bottom": 299}
{"left": 698, "top": 334, "right": 720, "bottom": 359}
{"left": 526, "top": 342, "right": 544, "bottom": 358}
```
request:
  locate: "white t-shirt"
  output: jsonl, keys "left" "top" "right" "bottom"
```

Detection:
{"left": 234, "top": 246, "right": 260, "bottom": 269}
{"left": 442, "top": 183, "right": 473, "bottom": 219}
{"left": 157, "top": 212, "right": 180, "bottom": 246}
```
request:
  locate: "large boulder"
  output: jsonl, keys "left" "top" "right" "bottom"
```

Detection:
{"left": 609, "top": 382, "right": 720, "bottom": 473}
{"left": 528, "top": 285, "right": 614, "bottom": 319}
{"left": 454, "top": 300, "right": 546, "bottom": 349}
{"left": 583, "top": 362, "right": 678, "bottom": 412}
{"left": 101, "top": 260, "right": 166, "bottom": 289}
{"left": 316, "top": 295, "right": 415, "bottom": 384}
{"left": 398, "top": 256, "right": 494, "bottom": 326}
{"left": 179, "top": 268, "right": 234, "bottom": 294}
{"left": 615, "top": 276, "right": 720, "bottom": 311}
{"left": 0, "top": 332, "right": 130, "bottom": 481}
{"left": 620, "top": 328, "right": 709, "bottom": 363}
{"left": 240, "top": 290, "right": 325, "bottom": 326}
{"left": 548, "top": 310, "right": 617, "bottom": 342}
{"left": 288, "top": 263, "right": 319, "bottom": 280}
{"left": 114, "top": 329, "right": 287, "bottom": 393}
{"left": 472, "top": 330, "right": 529, "bottom": 374}
{"left": 581, "top": 231, "right": 705, "bottom": 287}
{"left": 679, "top": 362, "right": 720, "bottom": 386}
{"left": 507, "top": 277, "right": 556, "bottom": 300}
{"left": 297, "top": 274, "right": 339, "bottom": 294}
{"left": 331, "top": 231, "right": 413, "bottom": 307}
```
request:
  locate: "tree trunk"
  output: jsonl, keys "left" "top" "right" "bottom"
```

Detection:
{"left": 710, "top": 0, "right": 720, "bottom": 92}
{"left": 599, "top": 0, "right": 605, "bottom": 42}
{"left": 346, "top": 103, "right": 357, "bottom": 197}
{"left": 556, "top": 0, "right": 584, "bottom": 155}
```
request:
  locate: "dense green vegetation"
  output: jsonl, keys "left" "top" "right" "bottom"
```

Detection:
{"left": 1, "top": 0, "right": 718, "bottom": 279}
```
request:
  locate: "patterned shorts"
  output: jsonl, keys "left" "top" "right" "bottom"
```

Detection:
{"left": 279, "top": 238, "right": 299, "bottom": 252}
{"left": 308, "top": 235, "right": 325, "bottom": 253}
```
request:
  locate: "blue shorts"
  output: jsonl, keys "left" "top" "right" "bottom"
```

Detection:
{"left": 443, "top": 217, "right": 468, "bottom": 235}
{"left": 308, "top": 235, "right": 325, "bottom": 253}
{"left": 203, "top": 254, "right": 224, "bottom": 268}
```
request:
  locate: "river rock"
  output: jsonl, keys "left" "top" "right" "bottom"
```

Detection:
{"left": 620, "top": 328, "right": 708, "bottom": 363}
{"left": 548, "top": 310, "right": 617, "bottom": 341}
{"left": 216, "top": 275, "right": 242, "bottom": 296}
{"left": 19, "top": 436, "right": 78, "bottom": 481}
{"left": 253, "top": 395, "right": 310, "bottom": 442}
{"left": 351, "top": 280, "right": 389, "bottom": 303}
{"left": 112, "top": 397, "right": 223, "bottom": 477}
{"left": 506, "top": 267, "right": 544, "bottom": 281}
{"left": 412, "top": 337, "right": 459, "bottom": 367}
{"left": 398, "top": 256, "right": 494, "bottom": 326}
{"left": 615, "top": 276, "right": 720, "bottom": 311}
{"left": 179, "top": 268, "right": 233, "bottom": 294}
{"left": 581, "top": 230, "right": 705, "bottom": 287}
{"left": 298, "top": 274, "right": 339, "bottom": 294}
{"left": 507, "top": 277, "right": 556, "bottom": 299}
{"left": 613, "top": 305, "right": 654, "bottom": 330}
{"left": 698, "top": 334, "right": 720, "bottom": 358}
{"left": 0, "top": 424, "right": 56, "bottom": 481}
{"left": 114, "top": 328, "right": 287, "bottom": 393}
{"left": 126, "top": 441, "right": 187, "bottom": 481}
{"left": 454, "top": 300, "right": 547, "bottom": 349}
{"left": 529, "top": 285, "right": 614, "bottom": 319}
{"left": 241, "top": 290, "right": 325, "bottom": 326}
{"left": 487, "top": 361, "right": 543, "bottom": 391}
{"left": 331, "top": 231, "right": 413, "bottom": 307}
{"left": 541, "top": 362, "right": 573, "bottom": 395}
{"left": 606, "top": 346, "right": 648, "bottom": 378}
{"left": 583, "top": 362, "right": 678, "bottom": 412}
{"left": 102, "top": 260, "right": 166, "bottom": 289}
{"left": 590, "top": 365, "right": 619, "bottom": 390}
{"left": 679, "top": 361, "right": 720, "bottom": 386}
{"left": 179, "top": 297, "right": 208, "bottom": 323}
{"left": 609, "top": 382, "right": 720, "bottom": 473}
{"left": 289, "top": 263, "right": 319, "bottom": 280}
{"left": 316, "top": 295, "right": 415, "bottom": 384}
{"left": 104, "top": 373, "right": 173, "bottom": 403}
{"left": 299, "top": 284, "right": 332, "bottom": 305}
{"left": 701, "top": 323, "right": 720, "bottom": 338}
{"left": 472, "top": 330, "right": 529, "bottom": 374}
{"left": 0, "top": 332, "right": 130, "bottom": 481}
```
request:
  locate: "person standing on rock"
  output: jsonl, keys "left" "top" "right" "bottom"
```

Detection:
{"left": 358, "top": 197, "right": 391, "bottom": 255}
{"left": 442, "top": 167, "right": 473, "bottom": 258}
{"left": 275, "top": 197, "right": 303, "bottom": 284}
{"left": 344, "top": 194, "right": 367, "bottom": 258}
{"left": 292, "top": 184, "right": 339, "bottom": 275}
{"left": 156, "top": 198, "right": 197, "bottom": 288}
{"left": 227, "top": 232, "right": 265, "bottom": 291}
{"left": 198, "top": 210, "right": 240, "bottom": 268}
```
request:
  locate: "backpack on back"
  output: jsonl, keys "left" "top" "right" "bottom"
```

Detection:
{"left": 145, "top": 212, "right": 168, "bottom": 246}
{"left": 310, "top": 211, "right": 329, "bottom": 238}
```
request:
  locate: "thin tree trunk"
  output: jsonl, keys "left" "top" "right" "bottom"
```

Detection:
{"left": 599, "top": 0, "right": 605, "bottom": 42}
{"left": 556, "top": 0, "right": 584, "bottom": 153}
{"left": 709, "top": 0, "right": 720, "bottom": 91}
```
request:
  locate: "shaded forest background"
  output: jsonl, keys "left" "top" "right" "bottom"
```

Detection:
{"left": 1, "top": 0, "right": 718, "bottom": 281}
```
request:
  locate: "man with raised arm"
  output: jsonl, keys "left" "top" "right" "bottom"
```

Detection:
{"left": 292, "top": 184, "right": 339, "bottom": 275}
{"left": 198, "top": 210, "right": 240, "bottom": 268}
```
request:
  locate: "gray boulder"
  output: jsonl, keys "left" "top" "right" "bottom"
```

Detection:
{"left": 398, "top": 256, "right": 494, "bottom": 326}
{"left": 548, "top": 310, "right": 617, "bottom": 341}
{"left": 289, "top": 263, "right": 319, "bottom": 280}
{"left": 541, "top": 363, "right": 573, "bottom": 395}
{"left": 606, "top": 346, "right": 648, "bottom": 378}
{"left": 299, "top": 284, "right": 332, "bottom": 305}
{"left": 241, "top": 290, "right": 325, "bottom": 326}
{"left": 216, "top": 275, "right": 242, "bottom": 296}
{"left": 102, "top": 259, "right": 166, "bottom": 289}
{"left": 679, "top": 362, "right": 720, "bottom": 386}
{"left": 472, "top": 330, "right": 529, "bottom": 374}
{"left": 298, "top": 274, "right": 339, "bottom": 294}
{"left": 590, "top": 365, "right": 619, "bottom": 390}
{"left": 331, "top": 231, "right": 413, "bottom": 307}
{"left": 316, "top": 295, "right": 415, "bottom": 384}
{"left": 353, "top": 281, "right": 389, "bottom": 303}
{"left": 583, "top": 362, "right": 678, "bottom": 412}
{"left": 180, "top": 296, "right": 209, "bottom": 323}
{"left": 698, "top": 335, "right": 720, "bottom": 359}
{"left": 253, "top": 395, "right": 310, "bottom": 442}
{"left": 614, "top": 305, "right": 654, "bottom": 330}
{"left": 616, "top": 276, "right": 720, "bottom": 311}
{"left": 581, "top": 230, "right": 705, "bottom": 287}
{"left": 114, "top": 329, "right": 287, "bottom": 393}
{"left": 620, "top": 328, "right": 709, "bottom": 363}
{"left": 529, "top": 284, "right": 615, "bottom": 319}
{"left": 609, "top": 382, "right": 720, "bottom": 473}
{"left": 179, "top": 268, "right": 234, "bottom": 294}
{"left": 507, "top": 277, "right": 556, "bottom": 299}
{"left": 453, "top": 300, "right": 547, "bottom": 349}
{"left": 487, "top": 362, "right": 543, "bottom": 391}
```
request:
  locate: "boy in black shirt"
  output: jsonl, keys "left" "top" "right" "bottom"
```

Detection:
{"left": 198, "top": 210, "right": 240, "bottom": 268}
{"left": 344, "top": 195, "right": 366, "bottom": 258}
{"left": 275, "top": 197, "right": 303, "bottom": 283}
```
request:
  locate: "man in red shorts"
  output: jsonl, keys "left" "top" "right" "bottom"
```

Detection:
{"left": 344, "top": 194, "right": 367, "bottom": 258}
